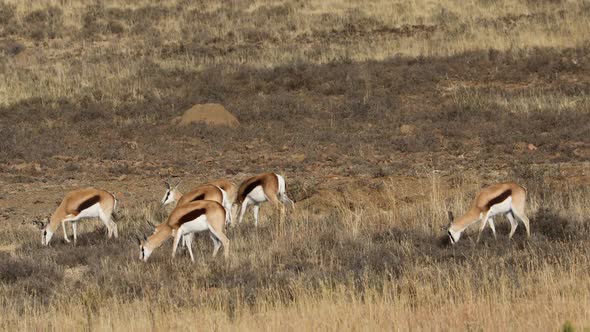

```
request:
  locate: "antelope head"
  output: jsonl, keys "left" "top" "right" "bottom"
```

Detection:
{"left": 31, "top": 216, "right": 52, "bottom": 245}
{"left": 445, "top": 210, "right": 461, "bottom": 245}
{"left": 161, "top": 177, "right": 182, "bottom": 205}
{"left": 136, "top": 232, "right": 151, "bottom": 262}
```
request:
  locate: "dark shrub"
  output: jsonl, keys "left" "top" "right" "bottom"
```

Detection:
{"left": 23, "top": 7, "right": 63, "bottom": 39}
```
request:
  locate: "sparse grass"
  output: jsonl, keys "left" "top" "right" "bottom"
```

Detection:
{"left": 1, "top": 0, "right": 589, "bottom": 330}
{"left": 0, "top": 0, "right": 589, "bottom": 106}
{"left": 1, "top": 176, "right": 590, "bottom": 330}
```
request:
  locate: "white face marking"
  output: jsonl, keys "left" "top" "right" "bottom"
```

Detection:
{"left": 139, "top": 244, "right": 153, "bottom": 262}
{"left": 42, "top": 228, "right": 54, "bottom": 245}
{"left": 448, "top": 228, "right": 461, "bottom": 245}
{"left": 247, "top": 186, "right": 267, "bottom": 203}
{"left": 162, "top": 189, "right": 174, "bottom": 205}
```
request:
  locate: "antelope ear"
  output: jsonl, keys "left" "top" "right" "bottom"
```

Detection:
{"left": 447, "top": 211, "right": 454, "bottom": 222}
{"left": 134, "top": 232, "right": 143, "bottom": 245}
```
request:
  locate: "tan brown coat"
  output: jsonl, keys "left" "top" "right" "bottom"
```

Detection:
{"left": 447, "top": 182, "right": 529, "bottom": 244}
{"left": 176, "top": 184, "right": 224, "bottom": 206}
{"left": 41, "top": 188, "right": 117, "bottom": 245}
{"left": 208, "top": 178, "right": 238, "bottom": 205}
{"left": 236, "top": 172, "right": 294, "bottom": 226}
{"left": 140, "top": 200, "right": 229, "bottom": 262}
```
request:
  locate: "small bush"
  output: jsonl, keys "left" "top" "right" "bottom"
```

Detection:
{"left": 0, "top": 255, "right": 62, "bottom": 283}
{"left": 562, "top": 320, "right": 575, "bottom": 332}
{"left": 2, "top": 40, "right": 25, "bottom": 56}
{"left": 0, "top": 3, "right": 15, "bottom": 26}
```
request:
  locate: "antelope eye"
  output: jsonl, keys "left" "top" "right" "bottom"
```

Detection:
{"left": 43, "top": 230, "right": 47, "bottom": 236}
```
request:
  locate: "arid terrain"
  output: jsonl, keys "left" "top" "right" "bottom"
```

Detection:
{"left": 1, "top": 0, "right": 589, "bottom": 330}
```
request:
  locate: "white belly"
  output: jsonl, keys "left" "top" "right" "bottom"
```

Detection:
{"left": 488, "top": 196, "right": 512, "bottom": 217}
{"left": 248, "top": 186, "right": 267, "bottom": 203}
{"left": 66, "top": 203, "right": 102, "bottom": 221}
{"left": 180, "top": 215, "right": 210, "bottom": 234}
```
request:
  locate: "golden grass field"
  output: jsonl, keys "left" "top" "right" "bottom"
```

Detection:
{"left": 1, "top": 0, "right": 590, "bottom": 331}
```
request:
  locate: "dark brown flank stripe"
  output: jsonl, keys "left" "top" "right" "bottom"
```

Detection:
{"left": 178, "top": 208, "right": 206, "bottom": 225}
{"left": 240, "top": 179, "right": 262, "bottom": 202}
{"left": 485, "top": 189, "right": 512, "bottom": 210}
{"left": 189, "top": 194, "right": 206, "bottom": 202}
{"left": 76, "top": 195, "right": 101, "bottom": 213}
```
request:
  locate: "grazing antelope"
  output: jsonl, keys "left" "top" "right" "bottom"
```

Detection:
{"left": 160, "top": 178, "right": 233, "bottom": 253}
{"left": 161, "top": 178, "right": 233, "bottom": 224}
{"left": 138, "top": 200, "right": 230, "bottom": 262}
{"left": 445, "top": 182, "right": 530, "bottom": 245}
{"left": 236, "top": 172, "right": 295, "bottom": 226}
{"left": 34, "top": 188, "right": 118, "bottom": 245}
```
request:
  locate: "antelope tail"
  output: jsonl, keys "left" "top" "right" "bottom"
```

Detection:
{"left": 111, "top": 193, "right": 120, "bottom": 222}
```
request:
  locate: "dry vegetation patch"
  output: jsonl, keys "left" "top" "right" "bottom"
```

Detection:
{"left": 1, "top": 0, "right": 589, "bottom": 330}
{"left": 1, "top": 177, "right": 590, "bottom": 330}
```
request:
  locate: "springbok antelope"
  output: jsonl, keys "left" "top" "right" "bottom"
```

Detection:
{"left": 445, "top": 182, "right": 530, "bottom": 245}
{"left": 138, "top": 200, "right": 230, "bottom": 262}
{"left": 161, "top": 179, "right": 233, "bottom": 224}
{"left": 236, "top": 172, "right": 295, "bottom": 226}
{"left": 34, "top": 188, "right": 118, "bottom": 245}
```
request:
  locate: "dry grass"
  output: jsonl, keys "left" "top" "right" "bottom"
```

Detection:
{"left": 1, "top": 174, "right": 590, "bottom": 330}
{"left": 1, "top": 0, "right": 590, "bottom": 330}
{"left": 1, "top": 0, "right": 589, "bottom": 106}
